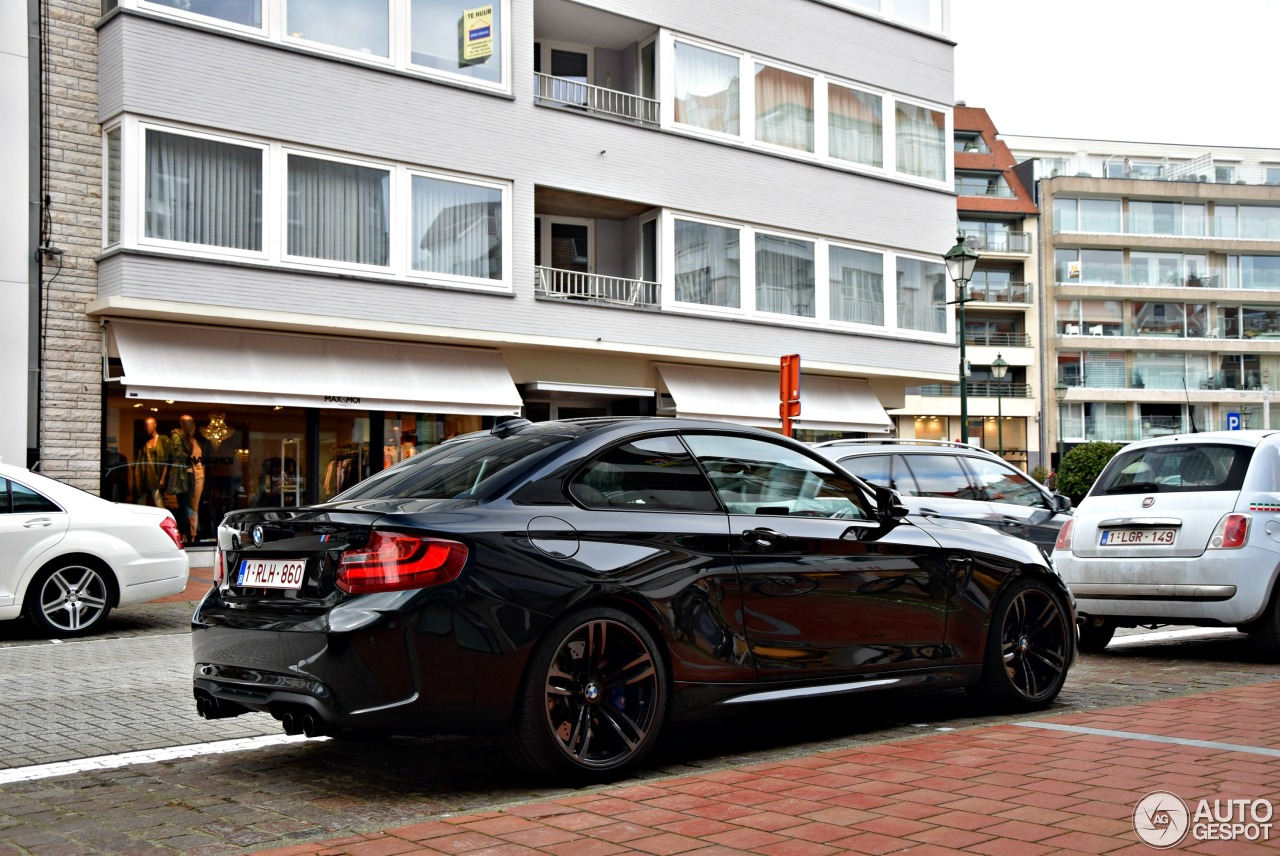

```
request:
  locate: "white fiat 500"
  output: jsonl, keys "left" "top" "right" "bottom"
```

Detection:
{"left": 0, "top": 461, "right": 190, "bottom": 636}
{"left": 1054, "top": 430, "right": 1280, "bottom": 657}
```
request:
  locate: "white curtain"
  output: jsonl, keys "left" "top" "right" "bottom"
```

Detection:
{"left": 896, "top": 258, "right": 945, "bottom": 333}
{"left": 674, "top": 220, "right": 740, "bottom": 307}
{"left": 755, "top": 64, "right": 812, "bottom": 152}
{"left": 756, "top": 234, "right": 814, "bottom": 317}
{"left": 830, "top": 246, "right": 883, "bottom": 324}
{"left": 895, "top": 103, "right": 945, "bottom": 180}
{"left": 828, "top": 84, "right": 881, "bottom": 167}
{"left": 673, "top": 42, "right": 740, "bottom": 135}
{"left": 412, "top": 176, "right": 502, "bottom": 279}
{"left": 145, "top": 130, "right": 262, "bottom": 250}
{"left": 288, "top": 155, "right": 389, "bottom": 266}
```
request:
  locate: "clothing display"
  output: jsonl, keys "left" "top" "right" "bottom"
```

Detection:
{"left": 136, "top": 429, "right": 170, "bottom": 507}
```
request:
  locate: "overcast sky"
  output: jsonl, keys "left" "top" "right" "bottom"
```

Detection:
{"left": 951, "top": 0, "right": 1276, "bottom": 149}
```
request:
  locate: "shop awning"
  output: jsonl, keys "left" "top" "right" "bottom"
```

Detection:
{"left": 106, "top": 320, "right": 523, "bottom": 415}
{"left": 655, "top": 363, "right": 892, "bottom": 434}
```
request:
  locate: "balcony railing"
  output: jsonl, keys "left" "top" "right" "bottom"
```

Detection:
{"left": 964, "top": 332, "right": 1031, "bottom": 348}
{"left": 535, "top": 266, "right": 661, "bottom": 309}
{"left": 1056, "top": 268, "right": 1230, "bottom": 289}
{"left": 1037, "top": 155, "right": 1280, "bottom": 188}
{"left": 533, "top": 73, "right": 659, "bottom": 127}
{"left": 916, "top": 383, "right": 1033, "bottom": 398}
{"left": 966, "top": 281, "right": 1033, "bottom": 304}
{"left": 960, "top": 230, "right": 1032, "bottom": 254}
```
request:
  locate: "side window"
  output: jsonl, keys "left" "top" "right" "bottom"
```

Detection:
{"left": 900, "top": 454, "right": 980, "bottom": 501}
{"left": 837, "top": 454, "right": 891, "bottom": 489}
{"left": 569, "top": 435, "right": 721, "bottom": 512}
{"left": 963, "top": 458, "right": 1046, "bottom": 508}
{"left": 10, "top": 480, "right": 61, "bottom": 513}
{"left": 684, "top": 434, "right": 872, "bottom": 519}
{"left": 0, "top": 478, "right": 9, "bottom": 513}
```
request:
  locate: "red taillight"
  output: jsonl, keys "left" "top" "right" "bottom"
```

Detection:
{"left": 1054, "top": 518, "right": 1074, "bottom": 552}
{"left": 160, "top": 516, "right": 185, "bottom": 550}
{"left": 1210, "top": 514, "right": 1251, "bottom": 550}
{"left": 336, "top": 532, "right": 468, "bottom": 594}
{"left": 212, "top": 549, "right": 226, "bottom": 586}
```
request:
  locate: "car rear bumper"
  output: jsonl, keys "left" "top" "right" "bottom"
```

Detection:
{"left": 113, "top": 552, "right": 191, "bottom": 606}
{"left": 1057, "top": 547, "right": 1278, "bottom": 625}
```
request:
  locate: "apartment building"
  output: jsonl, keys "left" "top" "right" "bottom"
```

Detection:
{"left": 893, "top": 104, "right": 1042, "bottom": 471}
{"left": 1009, "top": 136, "right": 1280, "bottom": 461}
{"left": 27, "top": 0, "right": 960, "bottom": 544}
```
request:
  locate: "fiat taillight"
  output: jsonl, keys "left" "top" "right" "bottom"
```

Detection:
{"left": 1209, "top": 514, "right": 1251, "bottom": 550}
{"left": 336, "top": 532, "right": 468, "bottom": 594}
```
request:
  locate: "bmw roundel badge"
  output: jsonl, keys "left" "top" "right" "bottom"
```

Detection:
{"left": 252, "top": 525, "right": 264, "bottom": 547}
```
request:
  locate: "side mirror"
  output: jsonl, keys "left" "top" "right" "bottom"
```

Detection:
{"left": 1053, "top": 493, "right": 1073, "bottom": 513}
{"left": 874, "top": 485, "right": 909, "bottom": 522}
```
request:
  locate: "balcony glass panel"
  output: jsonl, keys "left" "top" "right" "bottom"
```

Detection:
{"left": 829, "top": 245, "right": 883, "bottom": 325}
{"left": 1080, "top": 198, "right": 1122, "bottom": 232}
{"left": 674, "top": 219, "right": 740, "bottom": 307}
{"left": 1054, "top": 197, "right": 1078, "bottom": 232}
{"left": 1241, "top": 207, "right": 1280, "bottom": 240}
{"left": 955, "top": 172, "right": 1014, "bottom": 197}
{"left": 1216, "top": 206, "right": 1238, "bottom": 238}
{"left": 673, "top": 42, "right": 740, "bottom": 135}
{"left": 756, "top": 234, "right": 815, "bottom": 317}
{"left": 1243, "top": 305, "right": 1280, "bottom": 339}
{"left": 828, "top": 83, "right": 882, "bottom": 168}
{"left": 287, "top": 0, "right": 389, "bottom": 57}
{"left": 411, "top": 0, "right": 503, "bottom": 82}
{"left": 1243, "top": 257, "right": 1280, "bottom": 290}
{"left": 755, "top": 64, "right": 813, "bottom": 152}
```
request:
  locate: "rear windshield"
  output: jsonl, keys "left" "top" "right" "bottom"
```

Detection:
{"left": 1093, "top": 443, "right": 1252, "bottom": 495}
{"left": 333, "top": 433, "right": 572, "bottom": 501}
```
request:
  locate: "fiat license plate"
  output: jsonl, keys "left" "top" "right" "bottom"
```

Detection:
{"left": 1099, "top": 528, "right": 1176, "bottom": 546}
{"left": 237, "top": 559, "right": 306, "bottom": 590}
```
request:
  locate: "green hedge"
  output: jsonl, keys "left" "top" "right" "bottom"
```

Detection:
{"left": 1056, "top": 442, "right": 1123, "bottom": 504}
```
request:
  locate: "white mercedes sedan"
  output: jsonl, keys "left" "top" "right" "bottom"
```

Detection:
{"left": 0, "top": 461, "right": 190, "bottom": 636}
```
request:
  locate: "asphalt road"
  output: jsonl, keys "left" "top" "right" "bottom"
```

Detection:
{"left": 1, "top": 598, "right": 1279, "bottom": 853}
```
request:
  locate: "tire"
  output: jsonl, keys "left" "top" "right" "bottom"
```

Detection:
{"left": 25, "top": 561, "right": 114, "bottom": 637}
{"left": 1248, "top": 592, "right": 1280, "bottom": 660}
{"left": 971, "top": 577, "right": 1072, "bottom": 711}
{"left": 502, "top": 607, "right": 667, "bottom": 781}
{"left": 1077, "top": 619, "right": 1116, "bottom": 654}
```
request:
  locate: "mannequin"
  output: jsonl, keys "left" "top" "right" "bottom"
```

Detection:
{"left": 135, "top": 417, "right": 169, "bottom": 508}
{"left": 167, "top": 415, "right": 204, "bottom": 542}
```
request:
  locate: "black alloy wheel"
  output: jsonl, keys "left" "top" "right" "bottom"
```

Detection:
{"left": 26, "top": 562, "right": 113, "bottom": 637}
{"left": 504, "top": 607, "right": 667, "bottom": 779}
{"left": 974, "top": 578, "right": 1071, "bottom": 709}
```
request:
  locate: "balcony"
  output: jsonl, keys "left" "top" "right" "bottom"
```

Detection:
{"left": 534, "top": 73, "right": 659, "bottom": 127}
{"left": 966, "top": 281, "right": 1033, "bottom": 304}
{"left": 964, "top": 332, "right": 1031, "bottom": 348}
{"left": 916, "top": 383, "right": 1033, "bottom": 398}
{"left": 960, "top": 230, "right": 1031, "bottom": 254}
{"left": 536, "top": 266, "right": 660, "bottom": 309}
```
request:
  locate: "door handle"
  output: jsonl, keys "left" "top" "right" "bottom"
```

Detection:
{"left": 23, "top": 518, "right": 53, "bottom": 528}
{"left": 742, "top": 528, "right": 787, "bottom": 550}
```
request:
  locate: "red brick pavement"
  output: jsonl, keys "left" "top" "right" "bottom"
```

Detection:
{"left": 255, "top": 683, "right": 1280, "bottom": 855}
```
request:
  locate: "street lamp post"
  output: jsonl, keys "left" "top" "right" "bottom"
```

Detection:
{"left": 991, "top": 352, "right": 1009, "bottom": 457}
{"left": 945, "top": 235, "right": 980, "bottom": 445}
{"left": 1054, "top": 379, "right": 1069, "bottom": 466}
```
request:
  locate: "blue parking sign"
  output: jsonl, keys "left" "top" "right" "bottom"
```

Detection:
{"left": 1227, "top": 412, "right": 1242, "bottom": 430}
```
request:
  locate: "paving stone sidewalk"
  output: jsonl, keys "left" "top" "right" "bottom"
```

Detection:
{"left": 258, "top": 682, "right": 1280, "bottom": 856}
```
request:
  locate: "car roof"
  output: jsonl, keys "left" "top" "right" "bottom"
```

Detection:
{"left": 1113, "top": 429, "right": 1280, "bottom": 452}
{"left": 812, "top": 439, "right": 1006, "bottom": 460}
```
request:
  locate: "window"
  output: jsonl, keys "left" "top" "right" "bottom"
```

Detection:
{"left": 410, "top": 0, "right": 503, "bottom": 83}
{"left": 569, "top": 435, "right": 720, "bottom": 512}
{"left": 287, "top": 154, "right": 390, "bottom": 267}
{"left": 1064, "top": 402, "right": 1128, "bottom": 443}
{"left": 286, "top": 0, "right": 390, "bottom": 57}
{"left": 1098, "top": 445, "right": 1248, "bottom": 494}
{"left": 1215, "top": 165, "right": 1236, "bottom": 184}
{"left": 955, "top": 171, "right": 1012, "bottom": 197}
{"left": 1053, "top": 197, "right": 1079, "bottom": 232}
{"left": 896, "top": 257, "right": 946, "bottom": 334}
{"left": 954, "top": 132, "right": 989, "bottom": 154}
{"left": 836, "top": 454, "right": 893, "bottom": 491}
{"left": 674, "top": 219, "right": 740, "bottom": 308}
{"left": 673, "top": 42, "right": 740, "bottom": 135}
{"left": 895, "top": 102, "right": 945, "bottom": 180}
{"left": 410, "top": 175, "right": 502, "bottom": 280}
{"left": 684, "top": 435, "right": 871, "bottom": 520}
{"left": 145, "top": 129, "right": 263, "bottom": 251}
{"left": 1079, "top": 249, "right": 1122, "bottom": 285}
{"left": 899, "top": 454, "right": 978, "bottom": 500}
{"left": 1267, "top": 167, "right": 1280, "bottom": 186}
{"left": 964, "top": 458, "right": 1045, "bottom": 508}
{"left": 0, "top": 479, "right": 62, "bottom": 514}
{"left": 829, "top": 245, "right": 883, "bottom": 325}
{"left": 1242, "top": 257, "right": 1280, "bottom": 291}
{"left": 142, "top": 0, "right": 261, "bottom": 28}
{"left": 1216, "top": 205, "right": 1238, "bottom": 238}
{"left": 1240, "top": 207, "right": 1280, "bottom": 240}
{"left": 756, "top": 233, "right": 815, "bottom": 317}
{"left": 1129, "top": 252, "right": 1184, "bottom": 286}
{"left": 828, "top": 84, "right": 882, "bottom": 167}
{"left": 1079, "top": 198, "right": 1122, "bottom": 232}
{"left": 755, "top": 64, "right": 813, "bottom": 152}
{"left": 1128, "top": 200, "right": 1181, "bottom": 236}
{"left": 105, "top": 127, "right": 121, "bottom": 246}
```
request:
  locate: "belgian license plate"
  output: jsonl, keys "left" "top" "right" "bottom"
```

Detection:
{"left": 237, "top": 559, "right": 306, "bottom": 590}
{"left": 1099, "top": 528, "right": 1176, "bottom": 546}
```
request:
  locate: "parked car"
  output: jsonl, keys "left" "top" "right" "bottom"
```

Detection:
{"left": 812, "top": 440, "right": 1072, "bottom": 553}
{"left": 0, "top": 461, "right": 190, "bottom": 636}
{"left": 192, "top": 418, "right": 1075, "bottom": 780}
{"left": 1054, "top": 430, "right": 1280, "bottom": 656}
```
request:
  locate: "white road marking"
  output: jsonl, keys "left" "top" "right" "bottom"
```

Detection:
{"left": 1106, "top": 627, "right": 1244, "bottom": 647}
{"left": 0, "top": 734, "right": 325, "bottom": 784}
{"left": 1018, "top": 721, "right": 1280, "bottom": 757}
